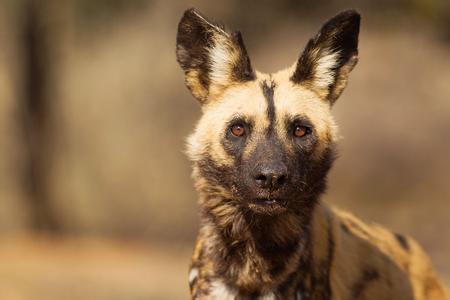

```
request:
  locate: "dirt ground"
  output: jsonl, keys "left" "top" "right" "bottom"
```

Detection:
{"left": 0, "top": 234, "right": 191, "bottom": 300}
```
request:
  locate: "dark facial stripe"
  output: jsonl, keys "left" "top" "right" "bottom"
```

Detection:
{"left": 261, "top": 80, "right": 276, "bottom": 132}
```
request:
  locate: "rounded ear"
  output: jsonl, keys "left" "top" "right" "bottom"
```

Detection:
{"left": 291, "top": 10, "right": 360, "bottom": 104}
{"left": 176, "top": 8, "right": 255, "bottom": 103}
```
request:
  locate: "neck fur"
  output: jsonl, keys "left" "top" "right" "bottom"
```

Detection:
{"left": 199, "top": 193, "right": 317, "bottom": 295}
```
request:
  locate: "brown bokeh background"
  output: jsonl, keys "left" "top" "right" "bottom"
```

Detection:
{"left": 0, "top": 0, "right": 449, "bottom": 299}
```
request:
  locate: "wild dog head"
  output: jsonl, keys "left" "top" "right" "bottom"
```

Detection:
{"left": 177, "top": 9, "right": 360, "bottom": 218}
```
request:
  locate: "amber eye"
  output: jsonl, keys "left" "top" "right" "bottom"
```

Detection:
{"left": 230, "top": 124, "right": 245, "bottom": 137}
{"left": 294, "top": 125, "right": 309, "bottom": 138}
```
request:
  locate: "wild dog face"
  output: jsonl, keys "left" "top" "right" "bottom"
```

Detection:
{"left": 177, "top": 9, "right": 360, "bottom": 216}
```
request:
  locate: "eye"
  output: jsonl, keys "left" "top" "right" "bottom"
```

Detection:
{"left": 230, "top": 124, "right": 246, "bottom": 137}
{"left": 293, "top": 125, "right": 310, "bottom": 138}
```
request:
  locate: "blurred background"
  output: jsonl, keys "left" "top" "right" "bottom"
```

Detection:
{"left": 0, "top": 0, "right": 449, "bottom": 299}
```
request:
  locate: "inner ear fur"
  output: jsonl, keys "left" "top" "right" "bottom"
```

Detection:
{"left": 176, "top": 8, "right": 255, "bottom": 103}
{"left": 291, "top": 10, "right": 361, "bottom": 104}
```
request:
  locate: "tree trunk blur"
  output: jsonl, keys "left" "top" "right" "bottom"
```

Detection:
{"left": 21, "top": 0, "right": 61, "bottom": 231}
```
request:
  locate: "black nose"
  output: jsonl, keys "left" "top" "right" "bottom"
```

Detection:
{"left": 254, "top": 167, "right": 288, "bottom": 190}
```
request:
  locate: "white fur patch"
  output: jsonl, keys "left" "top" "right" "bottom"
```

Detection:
{"left": 209, "top": 41, "right": 235, "bottom": 85}
{"left": 210, "top": 280, "right": 237, "bottom": 300}
{"left": 188, "top": 268, "right": 199, "bottom": 285}
{"left": 313, "top": 49, "right": 339, "bottom": 88}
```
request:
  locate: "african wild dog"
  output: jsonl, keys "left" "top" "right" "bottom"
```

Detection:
{"left": 176, "top": 8, "right": 449, "bottom": 300}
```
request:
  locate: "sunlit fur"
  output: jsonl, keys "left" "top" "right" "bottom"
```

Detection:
{"left": 177, "top": 8, "right": 449, "bottom": 300}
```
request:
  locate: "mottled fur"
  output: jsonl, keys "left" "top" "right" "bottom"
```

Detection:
{"left": 176, "top": 8, "right": 449, "bottom": 300}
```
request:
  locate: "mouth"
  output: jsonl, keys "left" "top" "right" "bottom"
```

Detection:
{"left": 248, "top": 197, "right": 287, "bottom": 214}
{"left": 254, "top": 197, "right": 284, "bottom": 205}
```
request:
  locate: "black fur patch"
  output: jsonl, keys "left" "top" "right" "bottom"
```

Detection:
{"left": 394, "top": 233, "right": 410, "bottom": 251}
{"left": 176, "top": 9, "right": 215, "bottom": 92}
{"left": 197, "top": 155, "right": 236, "bottom": 195}
{"left": 231, "top": 31, "right": 256, "bottom": 82}
{"left": 250, "top": 223, "right": 301, "bottom": 277}
{"left": 351, "top": 268, "right": 380, "bottom": 299}
{"left": 341, "top": 222, "right": 350, "bottom": 233}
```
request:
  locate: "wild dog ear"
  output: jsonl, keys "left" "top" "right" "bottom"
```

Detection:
{"left": 291, "top": 10, "right": 360, "bottom": 104}
{"left": 176, "top": 8, "right": 255, "bottom": 103}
